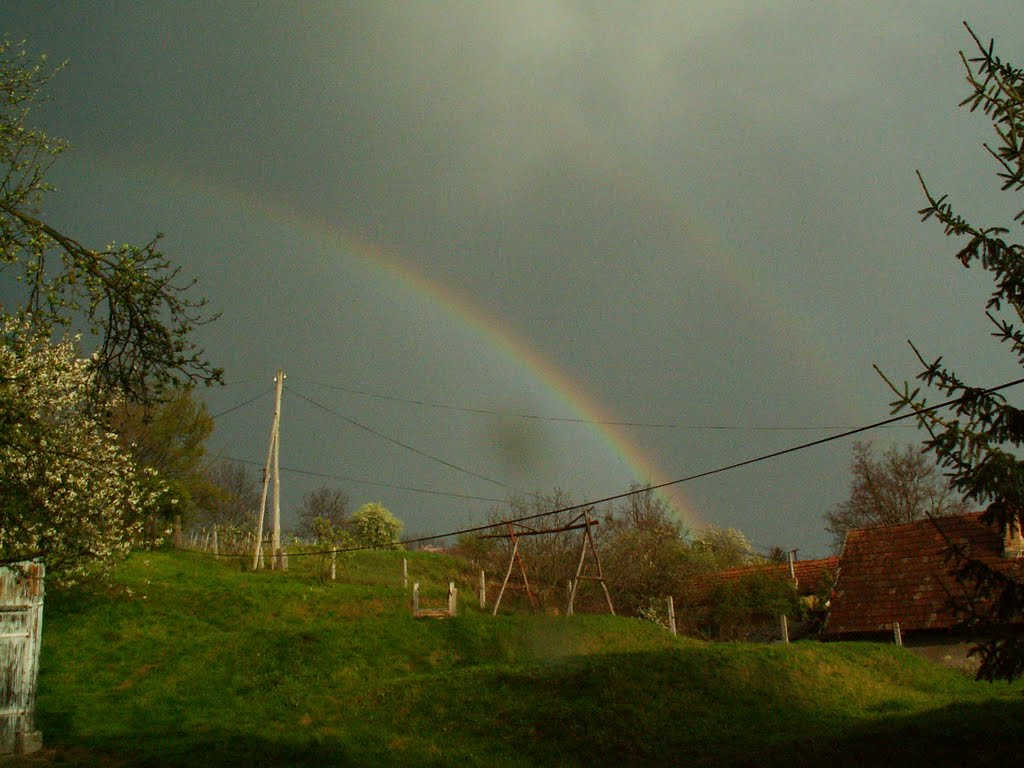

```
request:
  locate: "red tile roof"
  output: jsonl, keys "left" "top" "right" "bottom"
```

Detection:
{"left": 822, "top": 512, "right": 1024, "bottom": 638}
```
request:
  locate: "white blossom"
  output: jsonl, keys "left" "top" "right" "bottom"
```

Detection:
{"left": 0, "top": 318, "right": 158, "bottom": 584}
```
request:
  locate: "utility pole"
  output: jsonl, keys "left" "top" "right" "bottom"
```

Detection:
{"left": 271, "top": 369, "right": 285, "bottom": 569}
{"left": 252, "top": 369, "right": 285, "bottom": 570}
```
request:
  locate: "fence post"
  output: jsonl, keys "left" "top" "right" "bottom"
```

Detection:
{"left": 403, "top": 558, "right": 408, "bottom": 589}
{"left": 448, "top": 582, "right": 457, "bottom": 617}
{"left": 412, "top": 582, "right": 420, "bottom": 615}
{"left": 779, "top": 614, "right": 790, "bottom": 645}
{"left": 479, "top": 570, "right": 486, "bottom": 609}
{"left": 566, "top": 580, "right": 574, "bottom": 616}
{"left": 212, "top": 526, "right": 219, "bottom": 556}
{"left": 893, "top": 621, "right": 903, "bottom": 646}
{"left": 330, "top": 549, "right": 337, "bottom": 582}
{"left": 667, "top": 596, "right": 677, "bottom": 636}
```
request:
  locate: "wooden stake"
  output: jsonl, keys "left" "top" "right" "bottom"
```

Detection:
{"left": 893, "top": 621, "right": 903, "bottom": 646}
{"left": 412, "top": 582, "right": 420, "bottom": 615}
{"left": 779, "top": 614, "right": 790, "bottom": 645}
{"left": 403, "top": 558, "right": 408, "bottom": 589}
{"left": 667, "top": 596, "right": 677, "bottom": 636}
{"left": 479, "top": 570, "right": 486, "bottom": 609}
{"left": 448, "top": 582, "right": 457, "bottom": 617}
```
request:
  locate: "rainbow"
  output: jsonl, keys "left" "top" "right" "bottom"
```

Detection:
{"left": 60, "top": 149, "right": 837, "bottom": 529}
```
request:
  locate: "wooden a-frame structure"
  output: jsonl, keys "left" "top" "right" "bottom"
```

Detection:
{"left": 482, "top": 510, "right": 614, "bottom": 616}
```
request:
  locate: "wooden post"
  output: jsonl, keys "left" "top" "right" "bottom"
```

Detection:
{"left": 667, "top": 596, "right": 677, "bottom": 636}
{"left": 212, "top": 526, "right": 219, "bottom": 556}
{"left": 779, "top": 614, "right": 790, "bottom": 645}
{"left": 330, "top": 549, "right": 337, "bottom": 582}
{"left": 412, "top": 582, "right": 420, "bottom": 615}
{"left": 566, "top": 580, "right": 574, "bottom": 616}
{"left": 893, "top": 621, "right": 903, "bottom": 646}
{"left": 403, "top": 558, "right": 408, "bottom": 589}
{"left": 479, "top": 570, "right": 486, "bottom": 609}
{"left": 448, "top": 582, "right": 457, "bottom": 617}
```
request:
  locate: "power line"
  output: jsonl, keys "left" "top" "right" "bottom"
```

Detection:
{"left": 208, "top": 387, "right": 275, "bottom": 420}
{"left": 284, "top": 385, "right": 510, "bottom": 491}
{"left": 216, "top": 454, "right": 507, "bottom": 504}
{"left": 306, "top": 378, "right": 913, "bottom": 432}
{"left": 286, "top": 374, "right": 1024, "bottom": 558}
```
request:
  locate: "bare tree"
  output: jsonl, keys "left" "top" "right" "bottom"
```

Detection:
{"left": 201, "top": 460, "right": 261, "bottom": 529}
{"left": 294, "top": 486, "right": 350, "bottom": 539}
{"left": 825, "top": 442, "right": 969, "bottom": 550}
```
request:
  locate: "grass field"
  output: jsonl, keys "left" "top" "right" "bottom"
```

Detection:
{"left": 18, "top": 548, "right": 1024, "bottom": 766}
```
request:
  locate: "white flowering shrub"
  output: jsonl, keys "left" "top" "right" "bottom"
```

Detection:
{"left": 0, "top": 319, "right": 160, "bottom": 584}
{"left": 350, "top": 502, "right": 403, "bottom": 549}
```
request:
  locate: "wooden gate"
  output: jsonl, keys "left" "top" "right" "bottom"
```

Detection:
{"left": 0, "top": 561, "right": 44, "bottom": 755}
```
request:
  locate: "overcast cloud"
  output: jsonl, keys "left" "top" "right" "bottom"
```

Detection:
{"left": 5, "top": 3, "right": 1023, "bottom": 556}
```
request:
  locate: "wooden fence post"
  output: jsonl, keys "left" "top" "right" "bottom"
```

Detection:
{"left": 779, "top": 614, "right": 790, "bottom": 645}
{"left": 893, "top": 621, "right": 903, "bottom": 646}
{"left": 330, "top": 549, "right": 337, "bottom": 582}
{"left": 566, "top": 580, "right": 574, "bottom": 616}
{"left": 412, "top": 582, "right": 420, "bottom": 615}
{"left": 212, "top": 526, "right": 219, "bottom": 556}
{"left": 667, "top": 596, "right": 677, "bottom": 636}
{"left": 478, "top": 570, "right": 486, "bottom": 609}
{"left": 448, "top": 582, "right": 457, "bottom": 617}
{"left": 403, "top": 558, "right": 408, "bottom": 589}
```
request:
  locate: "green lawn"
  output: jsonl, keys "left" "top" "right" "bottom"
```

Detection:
{"left": 24, "top": 549, "right": 1024, "bottom": 766}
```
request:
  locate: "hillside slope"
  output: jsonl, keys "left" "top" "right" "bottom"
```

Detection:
{"left": 29, "top": 550, "right": 1024, "bottom": 767}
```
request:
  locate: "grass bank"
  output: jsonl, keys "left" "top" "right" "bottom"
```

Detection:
{"left": 23, "top": 549, "right": 1024, "bottom": 766}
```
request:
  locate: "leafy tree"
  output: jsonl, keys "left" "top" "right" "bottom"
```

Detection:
{"left": 0, "top": 320, "right": 157, "bottom": 583}
{"left": 704, "top": 573, "right": 804, "bottom": 641}
{"left": 0, "top": 39, "right": 219, "bottom": 581}
{"left": 600, "top": 486, "right": 691, "bottom": 615}
{"left": 0, "top": 38, "right": 220, "bottom": 402}
{"left": 689, "top": 525, "right": 758, "bottom": 571}
{"left": 350, "top": 502, "right": 403, "bottom": 549}
{"left": 294, "top": 485, "right": 350, "bottom": 539}
{"left": 881, "top": 24, "right": 1024, "bottom": 681}
{"left": 109, "top": 387, "right": 217, "bottom": 533}
{"left": 825, "top": 441, "right": 968, "bottom": 551}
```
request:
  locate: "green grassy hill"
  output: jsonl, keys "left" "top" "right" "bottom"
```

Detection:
{"left": 25, "top": 549, "right": 1024, "bottom": 766}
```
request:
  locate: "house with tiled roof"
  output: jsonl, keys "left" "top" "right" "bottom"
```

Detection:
{"left": 821, "top": 512, "right": 1024, "bottom": 669}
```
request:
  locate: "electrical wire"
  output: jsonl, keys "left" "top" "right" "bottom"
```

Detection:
{"left": 208, "top": 387, "right": 275, "bottom": 420}
{"left": 306, "top": 378, "right": 915, "bottom": 432}
{"left": 277, "top": 374, "right": 1024, "bottom": 558}
{"left": 285, "top": 385, "right": 510, "bottom": 491}
{"left": 216, "top": 454, "right": 507, "bottom": 503}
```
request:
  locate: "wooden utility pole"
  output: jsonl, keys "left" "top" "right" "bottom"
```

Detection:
{"left": 252, "top": 369, "right": 285, "bottom": 570}
{"left": 272, "top": 370, "right": 284, "bottom": 569}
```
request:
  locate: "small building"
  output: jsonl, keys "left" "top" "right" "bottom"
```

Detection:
{"left": 821, "top": 512, "right": 1024, "bottom": 671}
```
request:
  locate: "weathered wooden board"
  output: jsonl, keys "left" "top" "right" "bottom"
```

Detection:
{"left": 0, "top": 561, "right": 44, "bottom": 755}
